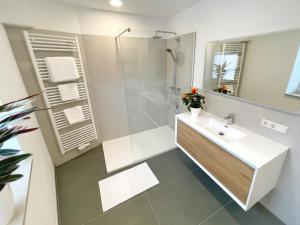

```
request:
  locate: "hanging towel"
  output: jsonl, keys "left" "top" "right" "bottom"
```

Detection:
{"left": 46, "top": 57, "right": 79, "bottom": 83}
{"left": 58, "top": 83, "right": 80, "bottom": 101}
{"left": 63, "top": 106, "right": 85, "bottom": 125}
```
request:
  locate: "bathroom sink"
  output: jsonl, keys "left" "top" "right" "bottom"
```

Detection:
{"left": 196, "top": 117, "right": 246, "bottom": 142}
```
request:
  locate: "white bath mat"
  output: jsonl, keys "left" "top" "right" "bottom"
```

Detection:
{"left": 99, "top": 163, "right": 159, "bottom": 212}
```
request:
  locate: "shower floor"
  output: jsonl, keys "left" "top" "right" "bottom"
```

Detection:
{"left": 103, "top": 126, "right": 176, "bottom": 173}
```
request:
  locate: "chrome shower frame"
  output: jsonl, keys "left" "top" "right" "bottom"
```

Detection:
{"left": 115, "top": 27, "right": 131, "bottom": 40}
{"left": 155, "top": 30, "right": 177, "bottom": 37}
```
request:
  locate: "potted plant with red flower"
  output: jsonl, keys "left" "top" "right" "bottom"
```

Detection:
{"left": 182, "top": 87, "right": 205, "bottom": 118}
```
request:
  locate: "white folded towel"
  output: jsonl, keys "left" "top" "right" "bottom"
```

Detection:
{"left": 63, "top": 106, "right": 85, "bottom": 125}
{"left": 58, "top": 83, "right": 80, "bottom": 101}
{"left": 46, "top": 57, "right": 79, "bottom": 83}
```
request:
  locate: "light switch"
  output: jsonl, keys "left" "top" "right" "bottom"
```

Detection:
{"left": 261, "top": 119, "right": 288, "bottom": 134}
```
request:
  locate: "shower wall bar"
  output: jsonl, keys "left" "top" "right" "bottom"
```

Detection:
{"left": 155, "top": 30, "right": 177, "bottom": 36}
{"left": 115, "top": 27, "right": 131, "bottom": 39}
{"left": 115, "top": 28, "right": 177, "bottom": 39}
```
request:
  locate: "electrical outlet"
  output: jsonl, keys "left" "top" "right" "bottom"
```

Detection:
{"left": 261, "top": 119, "right": 288, "bottom": 134}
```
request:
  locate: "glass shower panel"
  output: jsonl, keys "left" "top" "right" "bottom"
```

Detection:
{"left": 119, "top": 36, "right": 168, "bottom": 135}
{"left": 99, "top": 30, "right": 196, "bottom": 172}
{"left": 117, "top": 33, "right": 174, "bottom": 162}
{"left": 103, "top": 31, "right": 196, "bottom": 172}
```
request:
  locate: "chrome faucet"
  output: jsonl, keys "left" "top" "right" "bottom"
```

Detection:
{"left": 224, "top": 113, "right": 234, "bottom": 125}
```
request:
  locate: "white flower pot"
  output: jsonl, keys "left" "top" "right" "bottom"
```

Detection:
{"left": 190, "top": 107, "right": 201, "bottom": 118}
{"left": 0, "top": 185, "right": 15, "bottom": 225}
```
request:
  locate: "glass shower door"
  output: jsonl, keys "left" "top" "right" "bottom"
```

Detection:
{"left": 118, "top": 34, "right": 173, "bottom": 161}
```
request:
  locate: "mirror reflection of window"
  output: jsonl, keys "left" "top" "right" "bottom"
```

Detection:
{"left": 212, "top": 54, "right": 239, "bottom": 80}
{"left": 286, "top": 47, "right": 300, "bottom": 97}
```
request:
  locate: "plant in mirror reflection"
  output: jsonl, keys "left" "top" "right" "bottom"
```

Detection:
{"left": 214, "top": 84, "right": 232, "bottom": 95}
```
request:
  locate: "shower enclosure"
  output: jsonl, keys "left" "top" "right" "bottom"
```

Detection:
{"left": 103, "top": 28, "right": 196, "bottom": 172}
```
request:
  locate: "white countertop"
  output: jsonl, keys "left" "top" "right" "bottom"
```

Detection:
{"left": 176, "top": 112, "right": 289, "bottom": 168}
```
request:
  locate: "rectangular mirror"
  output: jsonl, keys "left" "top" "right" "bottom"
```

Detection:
{"left": 203, "top": 29, "right": 300, "bottom": 114}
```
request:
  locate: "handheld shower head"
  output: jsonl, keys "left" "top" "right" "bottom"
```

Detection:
{"left": 166, "top": 48, "right": 176, "bottom": 61}
{"left": 166, "top": 48, "right": 172, "bottom": 53}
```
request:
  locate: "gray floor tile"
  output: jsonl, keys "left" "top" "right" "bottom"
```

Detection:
{"left": 58, "top": 177, "right": 102, "bottom": 225}
{"left": 56, "top": 146, "right": 107, "bottom": 190}
{"left": 57, "top": 147, "right": 283, "bottom": 225}
{"left": 147, "top": 170, "right": 231, "bottom": 225}
{"left": 200, "top": 201, "right": 285, "bottom": 225}
{"left": 146, "top": 149, "right": 199, "bottom": 190}
{"left": 84, "top": 195, "right": 158, "bottom": 225}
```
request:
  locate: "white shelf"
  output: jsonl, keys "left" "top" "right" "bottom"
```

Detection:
{"left": 9, "top": 159, "right": 32, "bottom": 225}
{"left": 2, "top": 138, "right": 33, "bottom": 225}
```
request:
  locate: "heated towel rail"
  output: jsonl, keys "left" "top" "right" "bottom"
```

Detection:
{"left": 23, "top": 31, "right": 98, "bottom": 154}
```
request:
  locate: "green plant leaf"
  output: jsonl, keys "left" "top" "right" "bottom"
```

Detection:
{"left": 0, "top": 127, "right": 38, "bottom": 145}
{"left": 0, "top": 164, "right": 19, "bottom": 176}
{"left": 0, "top": 174, "right": 23, "bottom": 184}
{"left": 0, "top": 149, "right": 20, "bottom": 156}
{"left": 0, "top": 154, "right": 31, "bottom": 170}
{"left": 0, "top": 93, "right": 40, "bottom": 113}
{"left": 0, "top": 108, "right": 37, "bottom": 125}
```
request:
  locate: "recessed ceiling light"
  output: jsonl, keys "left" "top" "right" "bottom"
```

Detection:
{"left": 110, "top": 0, "right": 123, "bottom": 7}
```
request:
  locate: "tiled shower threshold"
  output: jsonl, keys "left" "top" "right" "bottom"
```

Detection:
{"left": 102, "top": 125, "right": 176, "bottom": 172}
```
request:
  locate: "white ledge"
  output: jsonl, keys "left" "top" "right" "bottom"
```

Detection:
{"left": 2, "top": 138, "right": 32, "bottom": 225}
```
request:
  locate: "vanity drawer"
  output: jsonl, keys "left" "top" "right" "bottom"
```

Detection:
{"left": 177, "top": 120, "right": 255, "bottom": 204}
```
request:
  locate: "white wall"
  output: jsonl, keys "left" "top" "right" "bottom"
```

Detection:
{"left": 167, "top": 0, "right": 300, "bottom": 224}
{"left": 0, "top": 0, "right": 33, "bottom": 26}
{"left": 29, "top": 0, "right": 81, "bottom": 33}
{"left": 0, "top": 1, "right": 58, "bottom": 225}
{"left": 167, "top": 0, "right": 300, "bottom": 88}
{"left": 15, "top": 0, "right": 166, "bottom": 36}
{"left": 77, "top": 7, "right": 166, "bottom": 36}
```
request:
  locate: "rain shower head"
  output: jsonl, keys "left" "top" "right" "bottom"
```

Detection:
{"left": 166, "top": 48, "right": 176, "bottom": 61}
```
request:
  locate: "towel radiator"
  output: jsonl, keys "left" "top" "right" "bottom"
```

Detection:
{"left": 23, "top": 31, "right": 98, "bottom": 154}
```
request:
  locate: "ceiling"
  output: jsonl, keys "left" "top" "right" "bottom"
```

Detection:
{"left": 55, "top": 0, "right": 202, "bottom": 18}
